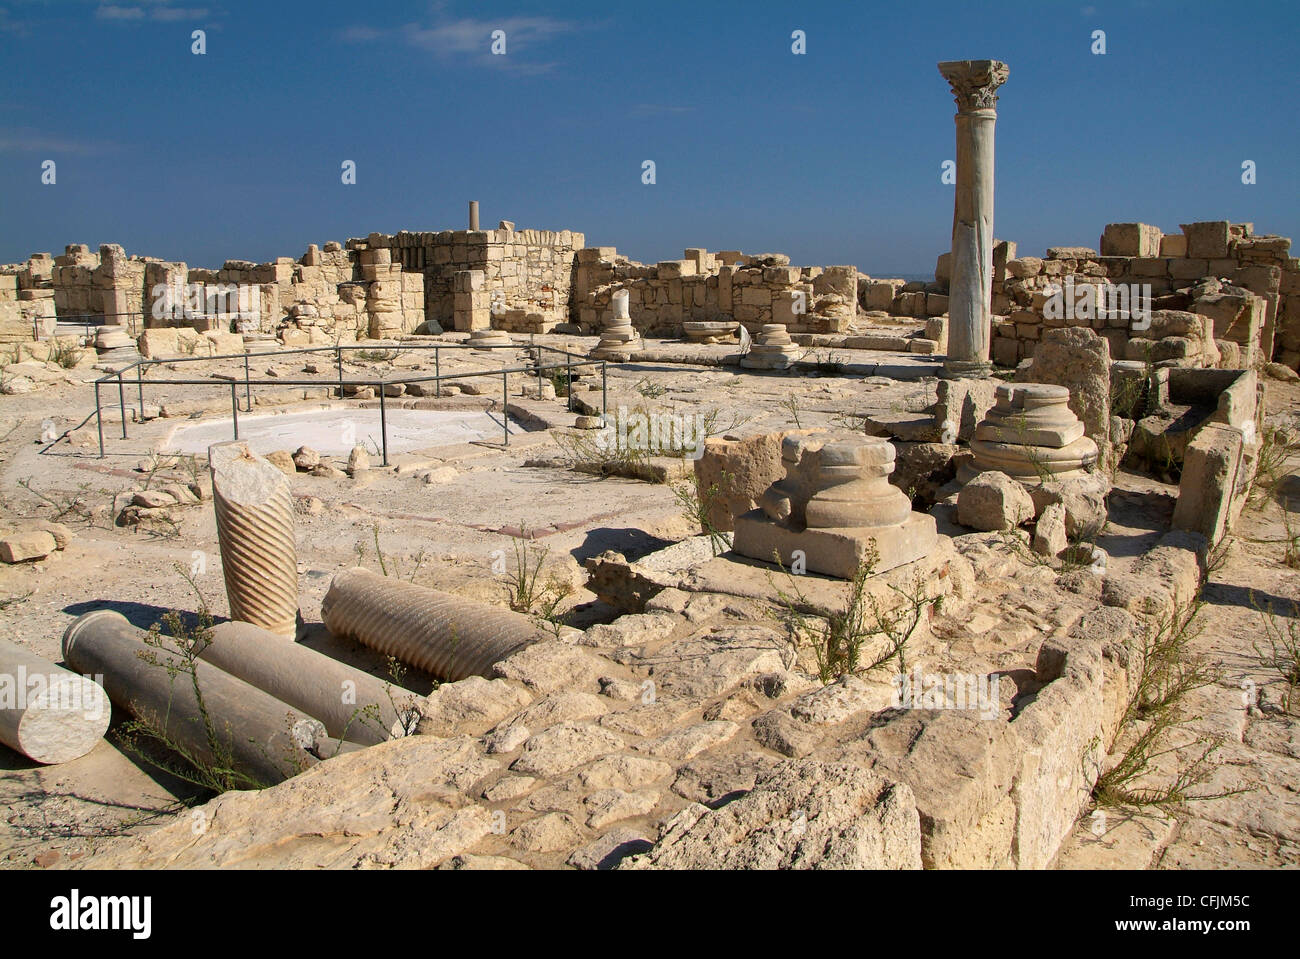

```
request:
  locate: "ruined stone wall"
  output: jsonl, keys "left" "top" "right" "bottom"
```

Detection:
{"left": 0, "top": 267, "right": 54, "bottom": 343}
{"left": 573, "top": 247, "right": 857, "bottom": 337}
{"left": 985, "top": 222, "right": 1292, "bottom": 369}
{"left": 1, "top": 223, "right": 586, "bottom": 344}
{"left": 359, "top": 227, "right": 584, "bottom": 334}
{"left": 49, "top": 245, "right": 101, "bottom": 317}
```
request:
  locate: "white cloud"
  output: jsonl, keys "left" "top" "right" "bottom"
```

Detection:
{"left": 96, "top": 4, "right": 146, "bottom": 19}
{"left": 151, "top": 7, "right": 209, "bottom": 21}
{"left": 403, "top": 16, "right": 574, "bottom": 56}
{"left": 342, "top": 14, "right": 587, "bottom": 74}
{"left": 95, "top": 2, "right": 209, "bottom": 21}
{"left": 0, "top": 129, "right": 118, "bottom": 154}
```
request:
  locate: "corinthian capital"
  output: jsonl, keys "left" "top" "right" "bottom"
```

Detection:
{"left": 938, "top": 59, "right": 1009, "bottom": 112}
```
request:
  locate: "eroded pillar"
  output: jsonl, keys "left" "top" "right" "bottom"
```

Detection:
{"left": 938, "top": 59, "right": 1008, "bottom": 378}
{"left": 210, "top": 441, "right": 299, "bottom": 638}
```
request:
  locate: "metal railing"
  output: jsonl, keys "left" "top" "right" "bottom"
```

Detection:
{"left": 91, "top": 340, "right": 609, "bottom": 466}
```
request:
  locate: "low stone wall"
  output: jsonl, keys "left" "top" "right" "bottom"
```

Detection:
{"left": 0, "top": 224, "right": 584, "bottom": 344}
{"left": 572, "top": 248, "right": 857, "bottom": 337}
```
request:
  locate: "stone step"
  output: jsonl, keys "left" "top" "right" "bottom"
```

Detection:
{"left": 861, "top": 410, "right": 942, "bottom": 442}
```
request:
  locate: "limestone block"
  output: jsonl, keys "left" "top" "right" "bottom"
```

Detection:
{"left": 1027, "top": 472, "right": 1110, "bottom": 539}
{"left": 1018, "top": 327, "right": 1111, "bottom": 446}
{"left": 1180, "top": 221, "right": 1231, "bottom": 260}
{"left": 1005, "top": 257, "right": 1042, "bottom": 279}
{"left": 1032, "top": 502, "right": 1068, "bottom": 556}
{"left": 657, "top": 260, "right": 695, "bottom": 280}
{"left": 1160, "top": 234, "right": 1188, "bottom": 257}
{"left": 1011, "top": 629, "right": 1110, "bottom": 869}
{"left": 957, "top": 471, "right": 1034, "bottom": 531}
{"left": 933, "top": 378, "right": 998, "bottom": 442}
{"left": 1171, "top": 423, "right": 1245, "bottom": 544}
{"left": 138, "top": 328, "right": 180, "bottom": 358}
{"left": 694, "top": 431, "right": 804, "bottom": 532}
{"left": 1100, "top": 223, "right": 1162, "bottom": 258}
{"left": 861, "top": 280, "right": 902, "bottom": 311}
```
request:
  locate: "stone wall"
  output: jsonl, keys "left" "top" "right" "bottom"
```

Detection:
{"left": 0, "top": 264, "right": 55, "bottom": 343}
{"left": 0, "top": 223, "right": 583, "bottom": 345}
{"left": 572, "top": 247, "right": 857, "bottom": 337}
{"left": 985, "top": 221, "right": 1292, "bottom": 369}
{"left": 359, "top": 226, "right": 584, "bottom": 334}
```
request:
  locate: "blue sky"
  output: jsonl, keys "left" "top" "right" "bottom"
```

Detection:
{"left": 1, "top": 0, "right": 1296, "bottom": 275}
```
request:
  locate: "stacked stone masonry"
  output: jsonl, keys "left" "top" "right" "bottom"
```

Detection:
{"left": 3, "top": 217, "right": 1295, "bottom": 373}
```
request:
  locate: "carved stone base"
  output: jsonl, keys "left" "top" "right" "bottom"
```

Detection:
{"left": 741, "top": 324, "right": 801, "bottom": 370}
{"left": 959, "top": 435, "right": 1099, "bottom": 483}
{"left": 732, "top": 510, "right": 938, "bottom": 579}
{"left": 469, "top": 329, "right": 512, "bottom": 351}
{"left": 941, "top": 359, "right": 993, "bottom": 379}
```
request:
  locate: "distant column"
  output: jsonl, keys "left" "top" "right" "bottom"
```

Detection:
{"left": 468, "top": 201, "right": 480, "bottom": 231}
{"left": 938, "top": 59, "right": 1008, "bottom": 378}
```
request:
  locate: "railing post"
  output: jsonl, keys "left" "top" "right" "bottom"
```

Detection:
{"left": 502, "top": 371, "right": 509, "bottom": 446}
{"left": 243, "top": 351, "right": 252, "bottom": 412}
{"left": 136, "top": 362, "right": 144, "bottom": 420}
{"left": 117, "top": 372, "right": 128, "bottom": 439}
{"left": 95, "top": 382, "right": 104, "bottom": 459}
{"left": 231, "top": 383, "right": 240, "bottom": 440}
{"left": 378, "top": 384, "right": 389, "bottom": 467}
{"left": 566, "top": 352, "right": 573, "bottom": 412}
{"left": 435, "top": 346, "right": 441, "bottom": 398}
{"left": 602, "top": 361, "right": 608, "bottom": 419}
{"left": 336, "top": 343, "right": 344, "bottom": 398}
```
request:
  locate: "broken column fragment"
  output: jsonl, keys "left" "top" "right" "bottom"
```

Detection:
{"left": 209, "top": 441, "right": 299, "bottom": 639}
{"left": 62, "top": 610, "right": 323, "bottom": 784}
{"left": 591, "top": 289, "right": 643, "bottom": 358}
{"left": 740, "top": 324, "right": 801, "bottom": 370}
{"left": 0, "top": 638, "right": 110, "bottom": 764}
{"left": 732, "top": 434, "right": 939, "bottom": 579}
{"left": 321, "top": 568, "right": 550, "bottom": 682}
{"left": 197, "top": 621, "right": 419, "bottom": 745}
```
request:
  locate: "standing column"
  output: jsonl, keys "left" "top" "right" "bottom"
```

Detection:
{"left": 938, "top": 59, "right": 1008, "bottom": 378}
{"left": 468, "top": 200, "right": 480, "bottom": 231}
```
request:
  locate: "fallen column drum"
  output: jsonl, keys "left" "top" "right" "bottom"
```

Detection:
{"left": 198, "top": 621, "right": 419, "bottom": 745}
{"left": 0, "top": 637, "right": 110, "bottom": 764}
{"left": 62, "top": 610, "right": 323, "bottom": 786}
{"left": 321, "top": 568, "right": 547, "bottom": 682}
